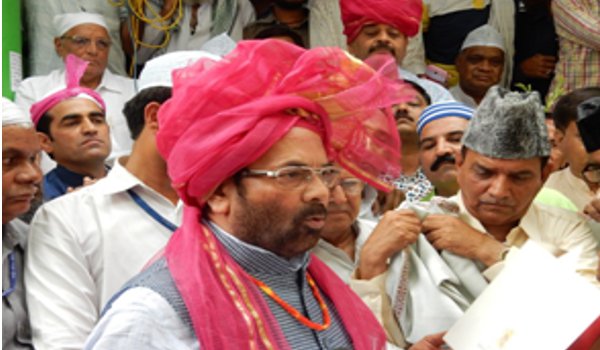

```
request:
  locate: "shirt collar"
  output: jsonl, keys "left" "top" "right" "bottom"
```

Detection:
{"left": 91, "top": 157, "right": 143, "bottom": 195}
{"left": 206, "top": 220, "right": 310, "bottom": 274}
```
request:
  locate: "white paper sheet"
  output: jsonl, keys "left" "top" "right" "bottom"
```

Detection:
{"left": 444, "top": 241, "right": 600, "bottom": 350}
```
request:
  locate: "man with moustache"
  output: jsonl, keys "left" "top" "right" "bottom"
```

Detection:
{"left": 2, "top": 98, "right": 43, "bottom": 349}
{"left": 16, "top": 13, "right": 134, "bottom": 164}
{"left": 85, "top": 40, "right": 423, "bottom": 349}
{"left": 30, "top": 55, "right": 111, "bottom": 201}
{"left": 417, "top": 101, "right": 474, "bottom": 198}
{"left": 420, "top": 87, "right": 598, "bottom": 287}
{"left": 340, "top": 0, "right": 454, "bottom": 104}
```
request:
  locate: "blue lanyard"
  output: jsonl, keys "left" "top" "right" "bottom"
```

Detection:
{"left": 127, "top": 189, "right": 178, "bottom": 232}
{"left": 3, "top": 252, "right": 17, "bottom": 298}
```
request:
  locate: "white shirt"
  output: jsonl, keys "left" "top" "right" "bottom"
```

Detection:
{"left": 399, "top": 68, "right": 455, "bottom": 104}
{"left": 15, "top": 68, "right": 136, "bottom": 164}
{"left": 449, "top": 84, "right": 478, "bottom": 108}
{"left": 25, "top": 160, "right": 183, "bottom": 350}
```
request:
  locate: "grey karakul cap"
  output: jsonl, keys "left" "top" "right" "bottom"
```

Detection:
{"left": 463, "top": 86, "right": 550, "bottom": 159}
{"left": 576, "top": 96, "right": 600, "bottom": 153}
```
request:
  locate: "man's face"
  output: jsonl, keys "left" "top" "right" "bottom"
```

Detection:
{"left": 348, "top": 23, "right": 408, "bottom": 64}
{"left": 419, "top": 117, "right": 469, "bottom": 196}
{"left": 41, "top": 98, "right": 111, "bottom": 169}
{"left": 228, "top": 127, "right": 332, "bottom": 258}
{"left": 393, "top": 91, "right": 428, "bottom": 136}
{"left": 54, "top": 24, "right": 110, "bottom": 82}
{"left": 581, "top": 149, "right": 600, "bottom": 193}
{"left": 321, "top": 169, "right": 364, "bottom": 243}
{"left": 2, "top": 126, "right": 42, "bottom": 224}
{"left": 457, "top": 149, "right": 549, "bottom": 229}
{"left": 456, "top": 46, "right": 504, "bottom": 99}
{"left": 556, "top": 121, "right": 588, "bottom": 178}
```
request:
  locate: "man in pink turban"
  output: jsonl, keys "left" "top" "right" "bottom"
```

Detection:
{"left": 83, "top": 40, "right": 422, "bottom": 349}
{"left": 340, "top": 0, "right": 454, "bottom": 104}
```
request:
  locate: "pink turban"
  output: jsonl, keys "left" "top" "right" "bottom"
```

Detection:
{"left": 157, "top": 39, "right": 414, "bottom": 206}
{"left": 30, "top": 54, "right": 105, "bottom": 125}
{"left": 340, "top": 0, "right": 423, "bottom": 44}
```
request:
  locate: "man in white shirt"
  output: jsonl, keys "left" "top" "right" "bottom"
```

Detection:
{"left": 23, "top": 51, "right": 212, "bottom": 350}
{"left": 450, "top": 25, "right": 505, "bottom": 108}
{"left": 339, "top": 0, "right": 454, "bottom": 104}
{"left": 16, "top": 12, "right": 135, "bottom": 163}
{"left": 2, "top": 98, "right": 43, "bottom": 350}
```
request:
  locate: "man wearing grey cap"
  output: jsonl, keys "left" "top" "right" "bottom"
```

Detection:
{"left": 16, "top": 12, "right": 135, "bottom": 165}
{"left": 421, "top": 87, "right": 598, "bottom": 285}
{"left": 2, "top": 98, "right": 43, "bottom": 350}
{"left": 24, "top": 52, "right": 211, "bottom": 350}
{"left": 450, "top": 24, "right": 505, "bottom": 108}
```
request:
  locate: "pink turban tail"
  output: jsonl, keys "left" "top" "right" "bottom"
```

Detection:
{"left": 340, "top": 0, "right": 423, "bottom": 43}
{"left": 30, "top": 54, "right": 105, "bottom": 125}
{"left": 156, "top": 40, "right": 415, "bottom": 349}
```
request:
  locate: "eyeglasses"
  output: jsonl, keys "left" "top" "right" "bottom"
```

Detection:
{"left": 61, "top": 35, "right": 111, "bottom": 50}
{"left": 582, "top": 165, "right": 600, "bottom": 184}
{"left": 242, "top": 166, "right": 341, "bottom": 189}
{"left": 334, "top": 178, "right": 364, "bottom": 196}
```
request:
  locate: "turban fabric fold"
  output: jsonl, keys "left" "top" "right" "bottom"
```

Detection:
{"left": 340, "top": 0, "right": 423, "bottom": 43}
{"left": 30, "top": 54, "right": 105, "bottom": 125}
{"left": 157, "top": 39, "right": 414, "bottom": 206}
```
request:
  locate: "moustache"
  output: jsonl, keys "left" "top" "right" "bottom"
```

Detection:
{"left": 368, "top": 42, "right": 396, "bottom": 57}
{"left": 430, "top": 154, "right": 456, "bottom": 172}
{"left": 295, "top": 203, "right": 328, "bottom": 222}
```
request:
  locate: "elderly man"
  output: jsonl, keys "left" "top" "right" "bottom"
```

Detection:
{"left": 83, "top": 40, "right": 429, "bottom": 349}
{"left": 2, "top": 98, "right": 43, "bottom": 349}
{"left": 16, "top": 12, "right": 135, "bottom": 162}
{"left": 450, "top": 24, "right": 505, "bottom": 108}
{"left": 23, "top": 51, "right": 213, "bottom": 350}
{"left": 30, "top": 55, "right": 111, "bottom": 200}
{"left": 421, "top": 87, "right": 598, "bottom": 285}
{"left": 340, "top": 0, "right": 454, "bottom": 104}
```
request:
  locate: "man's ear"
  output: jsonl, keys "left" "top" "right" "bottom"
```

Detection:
{"left": 143, "top": 101, "right": 162, "bottom": 133}
{"left": 54, "top": 37, "right": 65, "bottom": 58}
{"left": 38, "top": 132, "right": 54, "bottom": 154}
{"left": 541, "top": 160, "right": 553, "bottom": 183}
{"left": 554, "top": 128, "right": 565, "bottom": 145}
{"left": 205, "top": 179, "right": 235, "bottom": 216}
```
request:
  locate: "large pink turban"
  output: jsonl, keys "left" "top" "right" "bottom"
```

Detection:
{"left": 30, "top": 54, "right": 105, "bottom": 125}
{"left": 156, "top": 39, "right": 413, "bottom": 206}
{"left": 340, "top": 0, "right": 423, "bottom": 44}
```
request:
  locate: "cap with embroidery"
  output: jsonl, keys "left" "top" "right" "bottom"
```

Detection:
{"left": 53, "top": 12, "right": 108, "bottom": 37}
{"left": 461, "top": 24, "right": 505, "bottom": 52}
{"left": 463, "top": 86, "right": 550, "bottom": 159}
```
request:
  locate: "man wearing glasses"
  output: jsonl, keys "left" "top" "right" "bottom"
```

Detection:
{"left": 85, "top": 40, "right": 452, "bottom": 349}
{"left": 2, "top": 98, "right": 43, "bottom": 350}
{"left": 16, "top": 12, "right": 135, "bottom": 168}
{"left": 545, "top": 87, "right": 600, "bottom": 225}
{"left": 576, "top": 97, "right": 600, "bottom": 243}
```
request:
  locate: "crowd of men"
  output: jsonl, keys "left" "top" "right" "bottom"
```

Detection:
{"left": 3, "top": 0, "right": 600, "bottom": 349}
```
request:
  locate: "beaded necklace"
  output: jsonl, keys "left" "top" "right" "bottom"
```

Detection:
{"left": 249, "top": 272, "right": 331, "bottom": 332}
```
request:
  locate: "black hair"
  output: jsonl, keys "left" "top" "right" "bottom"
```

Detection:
{"left": 122, "top": 86, "right": 172, "bottom": 140}
{"left": 254, "top": 25, "right": 306, "bottom": 48}
{"left": 36, "top": 112, "right": 53, "bottom": 139}
{"left": 404, "top": 80, "right": 432, "bottom": 105}
{"left": 552, "top": 87, "right": 600, "bottom": 132}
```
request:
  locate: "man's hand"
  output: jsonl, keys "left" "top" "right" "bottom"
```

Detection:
{"left": 519, "top": 54, "right": 557, "bottom": 79}
{"left": 422, "top": 214, "right": 505, "bottom": 267}
{"left": 409, "top": 332, "right": 449, "bottom": 350}
{"left": 358, "top": 209, "right": 421, "bottom": 280}
{"left": 583, "top": 197, "right": 600, "bottom": 222}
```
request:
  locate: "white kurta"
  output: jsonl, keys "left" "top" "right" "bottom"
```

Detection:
{"left": 545, "top": 167, "right": 595, "bottom": 211}
{"left": 25, "top": 160, "right": 183, "bottom": 350}
{"left": 449, "top": 84, "right": 478, "bottom": 108}
{"left": 15, "top": 69, "right": 135, "bottom": 164}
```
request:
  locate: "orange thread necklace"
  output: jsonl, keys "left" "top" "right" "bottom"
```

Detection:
{"left": 248, "top": 272, "right": 331, "bottom": 332}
